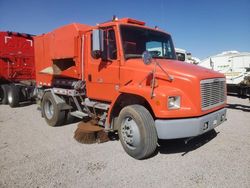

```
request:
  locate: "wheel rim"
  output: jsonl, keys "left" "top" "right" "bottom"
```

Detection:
{"left": 8, "top": 93, "right": 13, "bottom": 104}
{"left": 44, "top": 99, "right": 54, "bottom": 120}
{"left": 120, "top": 116, "right": 140, "bottom": 150}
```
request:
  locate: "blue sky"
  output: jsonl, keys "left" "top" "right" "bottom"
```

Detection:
{"left": 0, "top": 0, "right": 249, "bottom": 59}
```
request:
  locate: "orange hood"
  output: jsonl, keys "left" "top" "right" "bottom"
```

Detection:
{"left": 124, "top": 58, "right": 224, "bottom": 81}
{"left": 120, "top": 58, "right": 226, "bottom": 118}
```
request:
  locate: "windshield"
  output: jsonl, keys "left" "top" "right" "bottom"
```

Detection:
{"left": 120, "top": 25, "right": 176, "bottom": 60}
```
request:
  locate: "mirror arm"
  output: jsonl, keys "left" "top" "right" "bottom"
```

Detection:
{"left": 150, "top": 60, "right": 174, "bottom": 98}
{"left": 150, "top": 61, "right": 157, "bottom": 98}
{"left": 156, "top": 61, "right": 174, "bottom": 82}
{"left": 138, "top": 71, "right": 153, "bottom": 86}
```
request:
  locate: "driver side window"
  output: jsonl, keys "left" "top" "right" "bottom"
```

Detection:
{"left": 104, "top": 29, "right": 117, "bottom": 60}
{"left": 91, "top": 28, "right": 117, "bottom": 60}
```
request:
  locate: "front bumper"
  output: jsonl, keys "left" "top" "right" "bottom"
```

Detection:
{"left": 155, "top": 108, "right": 227, "bottom": 139}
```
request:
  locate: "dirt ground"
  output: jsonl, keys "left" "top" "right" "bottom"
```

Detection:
{"left": 0, "top": 96, "right": 249, "bottom": 188}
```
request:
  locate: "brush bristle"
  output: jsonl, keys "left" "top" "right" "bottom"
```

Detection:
{"left": 97, "top": 131, "right": 110, "bottom": 143}
{"left": 74, "top": 128, "right": 97, "bottom": 144}
{"left": 74, "top": 120, "right": 109, "bottom": 144}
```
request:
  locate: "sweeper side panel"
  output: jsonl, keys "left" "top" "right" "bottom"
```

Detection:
{"left": 34, "top": 23, "right": 91, "bottom": 87}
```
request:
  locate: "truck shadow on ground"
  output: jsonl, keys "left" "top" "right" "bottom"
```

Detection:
{"left": 108, "top": 129, "right": 219, "bottom": 158}
{"left": 0, "top": 101, "right": 35, "bottom": 107}
{"left": 226, "top": 103, "right": 250, "bottom": 112}
{"left": 157, "top": 130, "right": 219, "bottom": 156}
{"left": 19, "top": 101, "right": 36, "bottom": 107}
{"left": 59, "top": 116, "right": 81, "bottom": 126}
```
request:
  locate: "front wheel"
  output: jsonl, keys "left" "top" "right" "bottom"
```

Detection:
{"left": 41, "top": 92, "right": 65, "bottom": 126}
{"left": 117, "top": 105, "right": 158, "bottom": 160}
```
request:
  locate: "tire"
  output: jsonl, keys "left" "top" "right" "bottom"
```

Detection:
{"left": 8, "top": 85, "right": 20, "bottom": 107}
{"left": 19, "top": 86, "right": 28, "bottom": 102}
{"left": 117, "top": 105, "right": 158, "bottom": 160}
{"left": 41, "top": 92, "right": 65, "bottom": 126}
{"left": 0, "top": 85, "right": 4, "bottom": 103}
{"left": 0, "top": 84, "right": 10, "bottom": 104}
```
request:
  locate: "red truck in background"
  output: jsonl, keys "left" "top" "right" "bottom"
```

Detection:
{"left": 0, "top": 31, "right": 36, "bottom": 107}
{"left": 34, "top": 17, "right": 227, "bottom": 159}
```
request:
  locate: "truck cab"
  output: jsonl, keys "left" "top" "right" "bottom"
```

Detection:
{"left": 35, "top": 18, "right": 227, "bottom": 159}
{"left": 175, "top": 48, "right": 200, "bottom": 64}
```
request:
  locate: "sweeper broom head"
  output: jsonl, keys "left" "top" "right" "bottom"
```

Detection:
{"left": 74, "top": 120, "right": 110, "bottom": 144}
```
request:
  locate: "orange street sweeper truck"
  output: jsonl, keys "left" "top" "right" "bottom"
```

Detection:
{"left": 34, "top": 17, "right": 227, "bottom": 159}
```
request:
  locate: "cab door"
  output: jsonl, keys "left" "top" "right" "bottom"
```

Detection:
{"left": 85, "top": 27, "right": 120, "bottom": 101}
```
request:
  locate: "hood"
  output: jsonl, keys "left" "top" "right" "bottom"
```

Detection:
{"left": 125, "top": 58, "right": 225, "bottom": 81}
{"left": 121, "top": 58, "right": 226, "bottom": 118}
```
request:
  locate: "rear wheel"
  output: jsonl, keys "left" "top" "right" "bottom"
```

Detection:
{"left": 0, "top": 84, "right": 10, "bottom": 104}
{"left": 41, "top": 92, "right": 65, "bottom": 126}
{"left": 0, "top": 86, "right": 3, "bottom": 103}
{"left": 117, "top": 105, "right": 158, "bottom": 160}
{"left": 8, "top": 85, "right": 20, "bottom": 107}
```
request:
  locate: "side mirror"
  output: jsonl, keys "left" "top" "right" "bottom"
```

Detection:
{"left": 92, "top": 29, "right": 104, "bottom": 59}
{"left": 142, "top": 51, "right": 152, "bottom": 65}
{"left": 176, "top": 53, "right": 185, "bottom": 61}
{"left": 210, "top": 58, "right": 214, "bottom": 70}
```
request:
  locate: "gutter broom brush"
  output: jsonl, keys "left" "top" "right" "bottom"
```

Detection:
{"left": 74, "top": 120, "right": 110, "bottom": 144}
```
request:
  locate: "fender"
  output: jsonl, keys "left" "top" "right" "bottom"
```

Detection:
{"left": 106, "top": 84, "right": 199, "bottom": 128}
{"left": 106, "top": 84, "right": 166, "bottom": 127}
{"left": 41, "top": 89, "right": 72, "bottom": 111}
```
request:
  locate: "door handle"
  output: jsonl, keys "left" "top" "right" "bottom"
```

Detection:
{"left": 88, "top": 74, "right": 92, "bottom": 82}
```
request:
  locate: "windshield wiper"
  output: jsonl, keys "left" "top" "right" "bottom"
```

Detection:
{"left": 125, "top": 54, "right": 142, "bottom": 59}
{"left": 125, "top": 54, "right": 175, "bottom": 60}
{"left": 151, "top": 56, "right": 175, "bottom": 60}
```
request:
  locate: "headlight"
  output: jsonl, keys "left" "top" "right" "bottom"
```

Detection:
{"left": 168, "top": 96, "right": 180, "bottom": 109}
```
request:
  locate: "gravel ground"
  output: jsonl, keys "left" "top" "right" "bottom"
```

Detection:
{"left": 0, "top": 96, "right": 249, "bottom": 188}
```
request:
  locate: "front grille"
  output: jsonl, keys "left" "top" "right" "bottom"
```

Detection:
{"left": 200, "top": 78, "right": 226, "bottom": 110}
